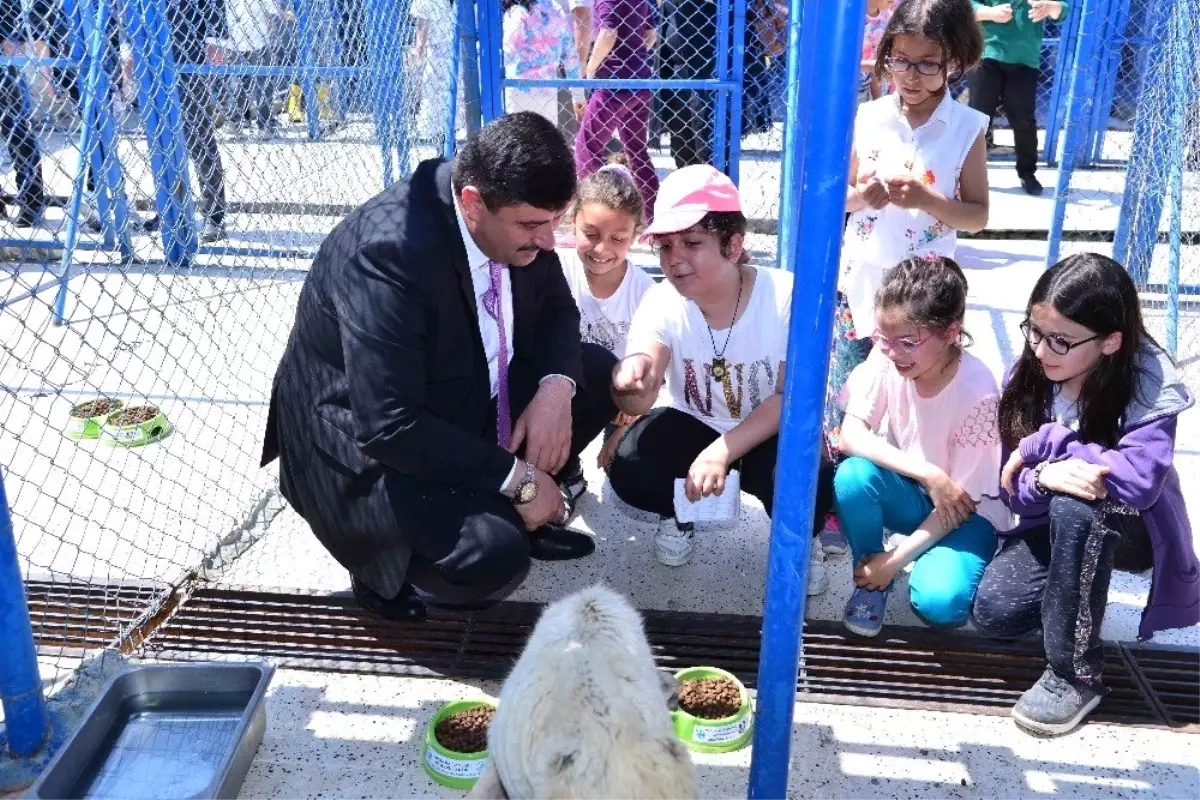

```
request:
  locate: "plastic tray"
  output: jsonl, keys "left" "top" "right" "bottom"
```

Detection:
{"left": 24, "top": 662, "right": 274, "bottom": 800}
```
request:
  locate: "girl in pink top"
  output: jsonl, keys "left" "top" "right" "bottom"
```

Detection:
{"left": 834, "top": 256, "right": 1005, "bottom": 637}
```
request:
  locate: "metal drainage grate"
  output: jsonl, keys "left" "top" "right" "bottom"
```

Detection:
{"left": 141, "top": 587, "right": 1199, "bottom": 730}
{"left": 25, "top": 579, "right": 169, "bottom": 657}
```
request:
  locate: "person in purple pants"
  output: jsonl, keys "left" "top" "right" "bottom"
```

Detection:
{"left": 575, "top": 0, "right": 659, "bottom": 220}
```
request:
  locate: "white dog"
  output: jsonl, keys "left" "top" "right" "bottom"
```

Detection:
{"left": 467, "top": 585, "right": 697, "bottom": 799}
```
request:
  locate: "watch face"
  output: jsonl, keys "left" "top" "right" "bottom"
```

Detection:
{"left": 517, "top": 479, "right": 538, "bottom": 504}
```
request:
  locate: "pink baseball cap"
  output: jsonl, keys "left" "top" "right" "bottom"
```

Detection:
{"left": 642, "top": 164, "right": 743, "bottom": 239}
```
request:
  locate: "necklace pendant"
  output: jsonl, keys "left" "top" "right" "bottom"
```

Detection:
{"left": 711, "top": 358, "right": 728, "bottom": 381}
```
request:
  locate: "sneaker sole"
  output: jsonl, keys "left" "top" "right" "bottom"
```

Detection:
{"left": 1012, "top": 694, "right": 1101, "bottom": 736}
{"left": 843, "top": 618, "right": 884, "bottom": 638}
{"left": 655, "top": 548, "right": 694, "bottom": 567}
{"left": 807, "top": 572, "right": 829, "bottom": 596}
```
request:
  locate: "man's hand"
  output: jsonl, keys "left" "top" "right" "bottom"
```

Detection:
{"left": 510, "top": 378, "right": 573, "bottom": 475}
{"left": 886, "top": 175, "right": 935, "bottom": 210}
{"left": 984, "top": 3, "right": 1014, "bottom": 22}
{"left": 921, "top": 467, "right": 976, "bottom": 530}
{"left": 1000, "top": 449, "right": 1025, "bottom": 495}
{"left": 856, "top": 170, "right": 890, "bottom": 210}
{"left": 597, "top": 426, "right": 625, "bottom": 470}
{"left": 1029, "top": 0, "right": 1062, "bottom": 22}
{"left": 1037, "top": 459, "right": 1110, "bottom": 501}
{"left": 854, "top": 552, "right": 899, "bottom": 590}
{"left": 513, "top": 467, "right": 568, "bottom": 531}
{"left": 685, "top": 440, "right": 731, "bottom": 503}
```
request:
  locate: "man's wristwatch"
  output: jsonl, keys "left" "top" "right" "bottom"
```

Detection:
{"left": 512, "top": 462, "right": 538, "bottom": 506}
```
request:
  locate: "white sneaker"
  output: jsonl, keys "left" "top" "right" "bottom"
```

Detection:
{"left": 807, "top": 544, "right": 829, "bottom": 596}
{"left": 655, "top": 517, "right": 695, "bottom": 567}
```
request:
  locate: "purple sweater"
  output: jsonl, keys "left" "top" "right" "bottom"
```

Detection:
{"left": 1001, "top": 346, "right": 1198, "bottom": 640}
{"left": 592, "top": 0, "right": 656, "bottom": 79}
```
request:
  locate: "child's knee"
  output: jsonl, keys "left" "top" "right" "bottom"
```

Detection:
{"left": 832, "top": 456, "right": 884, "bottom": 501}
{"left": 910, "top": 578, "right": 974, "bottom": 628}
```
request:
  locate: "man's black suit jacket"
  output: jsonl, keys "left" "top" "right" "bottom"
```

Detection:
{"left": 262, "top": 158, "right": 584, "bottom": 528}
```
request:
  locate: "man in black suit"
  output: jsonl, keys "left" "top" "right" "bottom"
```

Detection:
{"left": 262, "top": 113, "right": 617, "bottom": 621}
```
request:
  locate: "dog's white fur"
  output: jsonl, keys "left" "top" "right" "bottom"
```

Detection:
{"left": 467, "top": 585, "right": 696, "bottom": 799}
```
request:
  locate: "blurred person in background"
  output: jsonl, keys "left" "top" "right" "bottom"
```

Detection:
{"left": 503, "top": 0, "right": 583, "bottom": 129}
{"left": 1, "top": 0, "right": 49, "bottom": 227}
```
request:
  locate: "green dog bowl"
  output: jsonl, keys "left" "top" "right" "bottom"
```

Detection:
{"left": 672, "top": 667, "right": 753, "bottom": 753}
{"left": 421, "top": 699, "right": 495, "bottom": 790}
{"left": 100, "top": 404, "right": 171, "bottom": 447}
{"left": 64, "top": 398, "right": 124, "bottom": 440}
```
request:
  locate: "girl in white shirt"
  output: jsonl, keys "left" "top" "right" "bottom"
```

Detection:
{"left": 611, "top": 165, "right": 833, "bottom": 578}
{"left": 825, "top": 0, "right": 990, "bottom": 550}
{"left": 561, "top": 160, "right": 655, "bottom": 467}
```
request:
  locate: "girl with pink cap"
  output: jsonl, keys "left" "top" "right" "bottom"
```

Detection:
{"left": 609, "top": 165, "right": 833, "bottom": 590}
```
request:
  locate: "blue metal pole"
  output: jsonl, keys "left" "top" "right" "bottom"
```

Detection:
{"left": 388, "top": 0, "right": 414, "bottom": 173}
{"left": 1041, "top": 0, "right": 1081, "bottom": 164}
{"left": 713, "top": 0, "right": 731, "bottom": 173}
{"left": 0, "top": 469, "right": 48, "bottom": 758}
{"left": 727, "top": 0, "right": 748, "bottom": 184}
{"left": 459, "top": 0, "right": 482, "bottom": 134}
{"left": 123, "top": 0, "right": 197, "bottom": 269}
{"left": 1084, "top": 0, "right": 1123, "bottom": 165}
{"left": 444, "top": 0, "right": 464, "bottom": 157}
{"left": 1045, "top": 0, "right": 1104, "bottom": 268}
{"left": 747, "top": 0, "right": 865, "bottom": 796}
{"left": 1111, "top": 0, "right": 1172, "bottom": 281}
{"left": 1163, "top": 0, "right": 1193, "bottom": 356}
{"left": 365, "top": 0, "right": 395, "bottom": 185}
{"left": 296, "top": 0, "right": 322, "bottom": 140}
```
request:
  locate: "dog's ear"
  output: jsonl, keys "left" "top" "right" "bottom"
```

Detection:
{"left": 466, "top": 761, "right": 509, "bottom": 800}
{"left": 658, "top": 670, "right": 680, "bottom": 712}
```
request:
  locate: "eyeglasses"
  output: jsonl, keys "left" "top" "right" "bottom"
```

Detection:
{"left": 885, "top": 57, "right": 946, "bottom": 76}
{"left": 870, "top": 330, "right": 932, "bottom": 355}
{"left": 1020, "top": 320, "right": 1103, "bottom": 356}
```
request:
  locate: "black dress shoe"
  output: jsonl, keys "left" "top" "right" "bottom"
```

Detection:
{"left": 529, "top": 526, "right": 596, "bottom": 561}
{"left": 351, "top": 577, "right": 427, "bottom": 622}
{"left": 1020, "top": 174, "right": 1044, "bottom": 196}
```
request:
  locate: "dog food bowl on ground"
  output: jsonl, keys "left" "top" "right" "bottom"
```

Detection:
{"left": 64, "top": 398, "right": 124, "bottom": 440}
{"left": 671, "top": 666, "right": 754, "bottom": 753}
{"left": 421, "top": 699, "right": 496, "bottom": 790}
{"left": 100, "top": 404, "right": 171, "bottom": 447}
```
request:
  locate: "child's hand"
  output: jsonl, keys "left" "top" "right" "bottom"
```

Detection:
{"left": 922, "top": 467, "right": 976, "bottom": 530}
{"left": 886, "top": 175, "right": 934, "bottom": 210}
{"left": 854, "top": 552, "right": 898, "bottom": 590}
{"left": 1000, "top": 449, "right": 1024, "bottom": 495}
{"left": 597, "top": 427, "right": 624, "bottom": 470}
{"left": 988, "top": 3, "right": 1014, "bottom": 22}
{"left": 613, "top": 355, "right": 652, "bottom": 395}
{"left": 856, "top": 170, "right": 890, "bottom": 210}
{"left": 1036, "top": 458, "right": 1110, "bottom": 501}
{"left": 685, "top": 441, "right": 731, "bottom": 503}
{"left": 1028, "top": 1, "right": 1061, "bottom": 22}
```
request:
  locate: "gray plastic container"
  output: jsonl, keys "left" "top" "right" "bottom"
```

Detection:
{"left": 25, "top": 662, "right": 274, "bottom": 800}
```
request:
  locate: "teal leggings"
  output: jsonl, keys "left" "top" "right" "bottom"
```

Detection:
{"left": 833, "top": 457, "right": 997, "bottom": 627}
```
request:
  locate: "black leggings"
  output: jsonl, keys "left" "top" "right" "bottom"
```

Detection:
{"left": 607, "top": 407, "right": 834, "bottom": 530}
{"left": 973, "top": 495, "right": 1151, "bottom": 685}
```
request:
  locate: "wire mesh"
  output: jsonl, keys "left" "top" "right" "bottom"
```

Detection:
{"left": 0, "top": 0, "right": 457, "bottom": 687}
{"left": 1049, "top": 0, "right": 1199, "bottom": 515}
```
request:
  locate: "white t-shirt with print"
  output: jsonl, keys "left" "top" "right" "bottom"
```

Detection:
{"left": 840, "top": 93, "right": 988, "bottom": 337}
{"left": 626, "top": 267, "right": 792, "bottom": 434}
{"left": 562, "top": 251, "right": 655, "bottom": 359}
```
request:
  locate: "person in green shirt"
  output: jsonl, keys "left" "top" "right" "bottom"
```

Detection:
{"left": 968, "top": 0, "right": 1065, "bottom": 196}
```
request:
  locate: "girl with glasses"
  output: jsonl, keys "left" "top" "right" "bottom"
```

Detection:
{"left": 974, "top": 253, "right": 1197, "bottom": 736}
{"left": 832, "top": 256, "right": 1005, "bottom": 639}
{"left": 823, "top": 0, "right": 989, "bottom": 557}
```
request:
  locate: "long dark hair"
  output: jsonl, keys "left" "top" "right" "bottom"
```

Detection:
{"left": 999, "top": 253, "right": 1159, "bottom": 449}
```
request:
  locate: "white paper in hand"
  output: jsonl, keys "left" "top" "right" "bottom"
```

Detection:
{"left": 673, "top": 470, "right": 741, "bottom": 524}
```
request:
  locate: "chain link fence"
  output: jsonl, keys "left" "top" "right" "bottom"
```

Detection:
{"left": 0, "top": 0, "right": 456, "bottom": 687}
{"left": 1047, "top": 0, "right": 1198, "bottom": 521}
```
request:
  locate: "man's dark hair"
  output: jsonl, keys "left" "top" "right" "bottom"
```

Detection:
{"left": 452, "top": 112, "right": 577, "bottom": 211}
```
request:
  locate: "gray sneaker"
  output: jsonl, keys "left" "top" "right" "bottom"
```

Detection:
{"left": 1012, "top": 668, "right": 1102, "bottom": 736}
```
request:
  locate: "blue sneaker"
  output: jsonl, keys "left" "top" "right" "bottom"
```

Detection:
{"left": 844, "top": 586, "right": 889, "bottom": 637}
{"left": 818, "top": 527, "right": 849, "bottom": 556}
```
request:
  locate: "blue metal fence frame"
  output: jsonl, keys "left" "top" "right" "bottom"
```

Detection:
{"left": 747, "top": 0, "right": 865, "bottom": 795}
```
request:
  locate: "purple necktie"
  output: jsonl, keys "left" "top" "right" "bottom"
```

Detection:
{"left": 482, "top": 260, "right": 512, "bottom": 448}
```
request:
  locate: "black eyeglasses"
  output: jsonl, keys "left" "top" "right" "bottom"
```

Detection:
{"left": 884, "top": 57, "right": 946, "bottom": 76}
{"left": 1020, "top": 320, "right": 1103, "bottom": 356}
